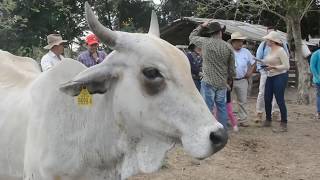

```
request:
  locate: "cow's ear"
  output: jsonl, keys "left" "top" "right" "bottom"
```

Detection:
{"left": 59, "top": 64, "right": 119, "bottom": 96}
{"left": 136, "top": 135, "right": 175, "bottom": 173}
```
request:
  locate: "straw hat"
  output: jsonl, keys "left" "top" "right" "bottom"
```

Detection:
{"left": 44, "top": 34, "right": 67, "bottom": 49}
{"left": 262, "top": 31, "right": 282, "bottom": 44}
{"left": 230, "top": 32, "right": 247, "bottom": 40}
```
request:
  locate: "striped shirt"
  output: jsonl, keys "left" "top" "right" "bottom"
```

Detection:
{"left": 189, "top": 26, "right": 235, "bottom": 88}
{"left": 77, "top": 50, "right": 107, "bottom": 67}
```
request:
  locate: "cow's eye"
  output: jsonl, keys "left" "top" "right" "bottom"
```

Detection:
{"left": 141, "top": 67, "right": 166, "bottom": 95}
{"left": 142, "top": 67, "right": 163, "bottom": 79}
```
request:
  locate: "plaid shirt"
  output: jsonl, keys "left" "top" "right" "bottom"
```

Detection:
{"left": 77, "top": 50, "right": 107, "bottom": 67}
{"left": 189, "top": 26, "right": 235, "bottom": 88}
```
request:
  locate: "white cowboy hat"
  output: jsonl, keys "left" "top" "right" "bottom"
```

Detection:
{"left": 44, "top": 34, "right": 67, "bottom": 49}
{"left": 263, "top": 31, "right": 282, "bottom": 44}
{"left": 230, "top": 32, "right": 247, "bottom": 40}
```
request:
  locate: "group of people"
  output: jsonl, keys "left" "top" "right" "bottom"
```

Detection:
{"left": 39, "top": 25, "right": 320, "bottom": 134}
{"left": 40, "top": 33, "right": 106, "bottom": 71}
{"left": 188, "top": 21, "right": 291, "bottom": 132}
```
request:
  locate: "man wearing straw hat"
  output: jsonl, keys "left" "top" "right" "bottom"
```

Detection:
{"left": 229, "top": 32, "right": 255, "bottom": 127}
{"left": 40, "top": 34, "right": 67, "bottom": 71}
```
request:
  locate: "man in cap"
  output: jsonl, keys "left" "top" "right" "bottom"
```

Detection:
{"left": 229, "top": 32, "right": 256, "bottom": 127}
{"left": 189, "top": 21, "right": 235, "bottom": 129}
{"left": 41, "top": 34, "right": 67, "bottom": 71}
{"left": 77, "top": 34, "right": 106, "bottom": 67}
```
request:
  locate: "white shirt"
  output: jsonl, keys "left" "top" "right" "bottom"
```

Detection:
{"left": 264, "top": 48, "right": 290, "bottom": 77}
{"left": 234, "top": 48, "right": 255, "bottom": 79}
{"left": 301, "top": 41, "right": 311, "bottom": 58}
{"left": 40, "top": 51, "right": 64, "bottom": 71}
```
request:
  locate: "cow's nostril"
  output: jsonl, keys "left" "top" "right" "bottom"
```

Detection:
{"left": 210, "top": 132, "right": 221, "bottom": 145}
{"left": 209, "top": 128, "right": 228, "bottom": 151}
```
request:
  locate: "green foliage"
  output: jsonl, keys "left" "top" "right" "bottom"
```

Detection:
{"left": 157, "top": 0, "right": 198, "bottom": 25}
{"left": 0, "top": 0, "right": 156, "bottom": 58}
{"left": 0, "top": 0, "right": 318, "bottom": 60}
{"left": 0, "top": 0, "right": 86, "bottom": 58}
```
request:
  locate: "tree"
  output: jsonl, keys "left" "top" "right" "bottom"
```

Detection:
{"left": 0, "top": 0, "right": 157, "bottom": 59}
{"left": 116, "top": 0, "right": 155, "bottom": 32}
{"left": 156, "top": 0, "right": 198, "bottom": 25}
{"left": 194, "top": 0, "right": 320, "bottom": 104}
{"left": 0, "top": 0, "right": 87, "bottom": 59}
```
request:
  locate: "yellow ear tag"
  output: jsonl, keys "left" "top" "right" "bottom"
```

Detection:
{"left": 77, "top": 87, "right": 92, "bottom": 106}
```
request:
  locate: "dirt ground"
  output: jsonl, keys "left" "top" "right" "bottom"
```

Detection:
{"left": 130, "top": 87, "right": 320, "bottom": 180}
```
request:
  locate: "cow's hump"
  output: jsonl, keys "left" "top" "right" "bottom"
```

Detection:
{"left": 0, "top": 50, "right": 41, "bottom": 89}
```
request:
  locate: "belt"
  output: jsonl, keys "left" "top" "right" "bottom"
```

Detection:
{"left": 234, "top": 77, "right": 246, "bottom": 81}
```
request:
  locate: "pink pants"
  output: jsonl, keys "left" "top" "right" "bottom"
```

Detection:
{"left": 227, "top": 102, "right": 238, "bottom": 127}
{"left": 213, "top": 103, "right": 238, "bottom": 127}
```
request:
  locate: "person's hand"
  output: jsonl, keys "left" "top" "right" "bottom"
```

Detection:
{"left": 244, "top": 74, "right": 251, "bottom": 79}
{"left": 92, "top": 52, "right": 98, "bottom": 61}
{"left": 199, "top": 72, "right": 203, "bottom": 78}
{"left": 266, "top": 65, "right": 276, "bottom": 71}
{"left": 201, "top": 21, "right": 210, "bottom": 28}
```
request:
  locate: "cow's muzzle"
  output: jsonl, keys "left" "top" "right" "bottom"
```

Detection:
{"left": 210, "top": 128, "right": 228, "bottom": 153}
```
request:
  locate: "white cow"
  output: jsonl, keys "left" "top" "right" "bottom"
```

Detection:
{"left": 0, "top": 2, "right": 228, "bottom": 180}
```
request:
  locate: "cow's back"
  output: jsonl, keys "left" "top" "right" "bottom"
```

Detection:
{"left": 23, "top": 59, "right": 126, "bottom": 178}
{"left": 0, "top": 58, "right": 86, "bottom": 179}
{"left": 0, "top": 51, "right": 41, "bottom": 178}
{"left": 0, "top": 50, "right": 41, "bottom": 89}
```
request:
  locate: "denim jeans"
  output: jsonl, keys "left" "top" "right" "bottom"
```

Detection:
{"left": 264, "top": 73, "right": 288, "bottom": 123}
{"left": 194, "top": 79, "right": 201, "bottom": 92}
{"left": 256, "top": 70, "right": 279, "bottom": 114}
{"left": 200, "top": 81, "right": 228, "bottom": 128}
{"left": 315, "top": 84, "right": 320, "bottom": 113}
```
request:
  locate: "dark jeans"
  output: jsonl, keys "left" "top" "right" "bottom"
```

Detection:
{"left": 194, "top": 79, "right": 201, "bottom": 92}
{"left": 316, "top": 84, "right": 320, "bottom": 113}
{"left": 265, "top": 73, "right": 288, "bottom": 123}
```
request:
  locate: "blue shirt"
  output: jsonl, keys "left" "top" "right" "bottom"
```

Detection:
{"left": 256, "top": 41, "right": 289, "bottom": 71}
{"left": 310, "top": 49, "right": 320, "bottom": 84}
{"left": 77, "top": 50, "right": 107, "bottom": 67}
{"left": 234, "top": 48, "right": 255, "bottom": 79}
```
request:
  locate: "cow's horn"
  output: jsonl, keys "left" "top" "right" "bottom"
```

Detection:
{"left": 148, "top": 11, "right": 160, "bottom": 37}
{"left": 85, "top": 2, "right": 117, "bottom": 48}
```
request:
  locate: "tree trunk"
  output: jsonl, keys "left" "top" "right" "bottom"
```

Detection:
{"left": 289, "top": 16, "right": 311, "bottom": 104}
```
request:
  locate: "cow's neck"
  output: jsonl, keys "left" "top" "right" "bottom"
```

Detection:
{"left": 119, "top": 130, "right": 175, "bottom": 179}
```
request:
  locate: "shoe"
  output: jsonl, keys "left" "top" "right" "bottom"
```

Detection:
{"left": 272, "top": 122, "right": 287, "bottom": 133}
{"left": 316, "top": 113, "right": 320, "bottom": 121}
{"left": 233, "top": 126, "right": 239, "bottom": 132}
{"left": 239, "top": 122, "right": 249, "bottom": 127}
{"left": 262, "top": 120, "right": 272, "bottom": 127}
{"left": 254, "top": 113, "right": 263, "bottom": 123}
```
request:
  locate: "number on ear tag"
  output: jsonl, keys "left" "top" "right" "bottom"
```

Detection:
{"left": 77, "top": 87, "right": 92, "bottom": 106}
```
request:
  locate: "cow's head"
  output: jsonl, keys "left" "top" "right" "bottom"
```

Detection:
{"left": 60, "top": 1, "right": 227, "bottom": 169}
